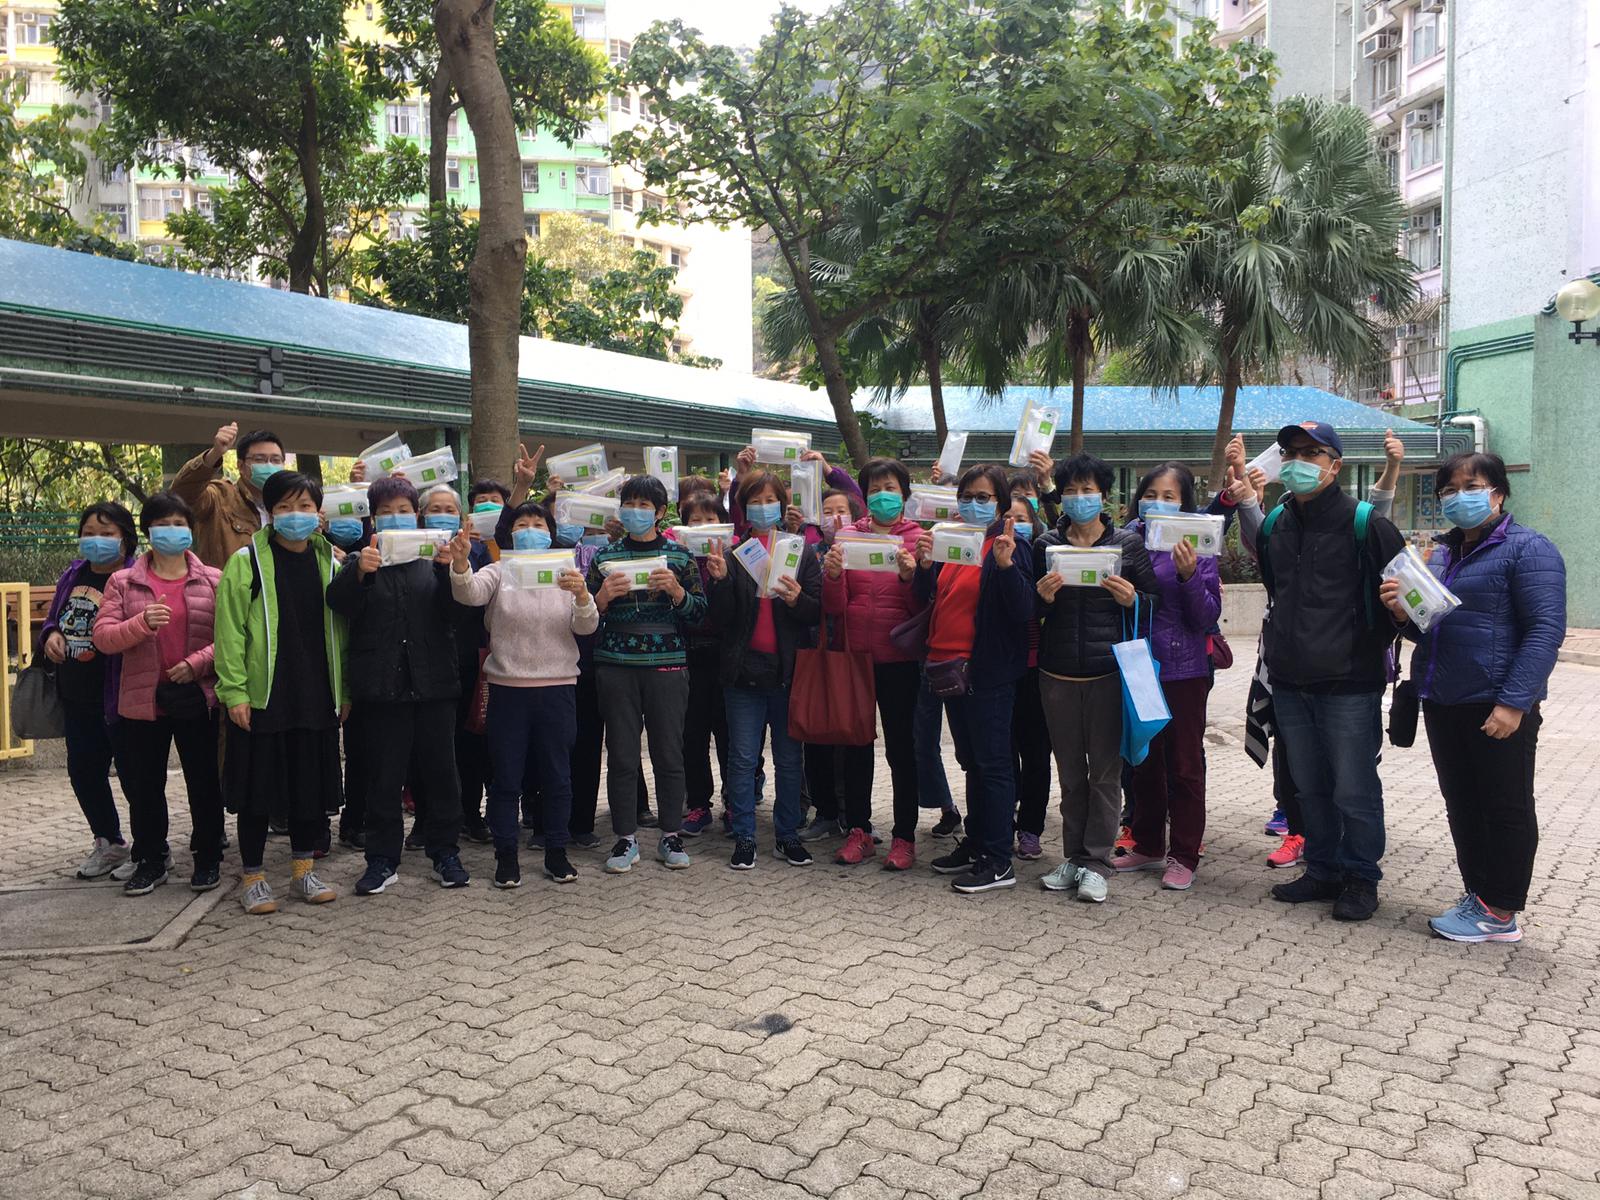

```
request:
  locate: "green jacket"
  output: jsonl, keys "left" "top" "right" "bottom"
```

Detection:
{"left": 213, "top": 529, "right": 348, "bottom": 712}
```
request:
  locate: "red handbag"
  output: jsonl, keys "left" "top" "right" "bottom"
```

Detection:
{"left": 788, "top": 615, "right": 876, "bottom": 746}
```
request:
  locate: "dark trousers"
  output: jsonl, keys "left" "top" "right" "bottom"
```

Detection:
{"left": 486, "top": 683, "right": 577, "bottom": 852}
{"left": 1040, "top": 672, "right": 1123, "bottom": 878}
{"left": 570, "top": 668, "right": 604, "bottom": 835}
{"left": 684, "top": 645, "right": 728, "bottom": 810}
{"left": 340, "top": 720, "right": 366, "bottom": 837}
{"left": 913, "top": 683, "right": 957, "bottom": 812}
{"left": 1271, "top": 735, "right": 1305, "bottom": 836}
{"left": 121, "top": 711, "right": 225, "bottom": 870}
{"left": 238, "top": 813, "right": 322, "bottom": 867}
{"left": 355, "top": 699, "right": 461, "bottom": 862}
{"left": 840, "top": 660, "right": 921, "bottom": 839}
{"left": 1424, "top": 701, "right": 1542, "bottom": 912}
{"left": 1130, "top": 675, "right": 1209, "bottom": 870}
{"left": 63, "top": 699, "right": 127, "bottom": 843}
{"left": 455, "top": 711, "right": 488, "bottom": 825}
{"left": 1275, "top": 687, "right": 1386, "bottom": 884}
{"left": 596, "top": 665, "right": 689, "bottom": 836}
{"left": 940, "top": 676, "right": 1016, "bottom": 867}
{"left": 805, "top": 743, "right": 844, "bottom": 821}
{"left": 1011, "top": 666, "right": 1050, "bottom": 837}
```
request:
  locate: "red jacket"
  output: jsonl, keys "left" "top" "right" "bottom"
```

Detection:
{"left": 92, "top": 552, "right": 221, "bottom": 720}
{"left": 821, "top": 516, "right": 923, "bottom": 663}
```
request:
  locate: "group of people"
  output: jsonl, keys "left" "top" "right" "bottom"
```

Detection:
{"left": 39, "top": 414, "right": 1566, "bottom": 944}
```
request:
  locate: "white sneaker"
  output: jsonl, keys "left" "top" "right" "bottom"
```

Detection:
{"left": 1075, "top": 868, "right": 1109, "bottom": 903}
{"left": 1041, "top": 862, "right": 1080, "bottom": 892}
{"left": 112, "top": 853, "right": 173, "bottom": 882}
{"left": 77, "top": 837, "right": 129, "bottom": 879}
{"left": 240, "top": 876, "right": 277, "bottom": 915}
{"left": 293, "top": 869, "right": 337, "bottom": 904}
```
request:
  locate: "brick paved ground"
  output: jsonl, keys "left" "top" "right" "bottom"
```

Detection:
{"left": 2, "top": 643, "right": 1598, "bottom": 1200}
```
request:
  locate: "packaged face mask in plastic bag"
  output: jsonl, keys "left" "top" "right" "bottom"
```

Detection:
{"left": 1046, "top": 544, "right": 1123, "bottom": 587}
{"left": 731, "top": 536, "right": 770, "bottom": 590}
{"left": 1246, "top": 442, "right": 1284, "bottom": 484}
{"left": 553, "top": 491, "right": 620, "bottom": 533}
{"left": 376, "top": 528, "right": 450, "bottom": 566}
{"left": 391, "top": 446, "right": 459, "bottom": 487}
{"left": 792, "top": 459, "right": 822, "bottom": 524}
{"left": 321, "top": 483, "right": 371, "bottom": 519}
{"left": 905, "top": 484, "right": 959, "bottom": 524}
{"left": 467, "top": 508, "right": 502, "bottom": 539}
{"left": 1145, "top": 512, "right": 1226, "bottom": 557}
{"left": 575, "top": 467, "right": 626, "bottom": 499}
{"left": 646, "top": 446, "right": 679, "bottom": 493}
{"left": 936, "top": 431, "right": 968, "bottom": 480}
{"left": 931, "top": 523, "right": 986, "bottom": 567}
{"left": 546, "top": 443, "right": 610, "bottom": 484}
{"left": 670, "top": 524, "right": 734, "bottom": 557}
{"left": 751, "top": 428, "right": 810, "bottom": 464}
{"left": 359, "top": 432, "right": 412, "bottom": 480}
{"left": 601, "top": 555, "right": 669, "bottom": 590}
{"left": 836, "top": 532, "right": 901, "bottom": 573}
{"left": 1008, "top": 398, "right": 1060, "bottom": 468}
{"left": 500, "top": 548, "right": 576, "bottom": 590}
{"left": 766, "top": 534, "right": 804, "bottom": 594}
{"left": 1382, "top": 544, "right": 1462, "bottom": 631}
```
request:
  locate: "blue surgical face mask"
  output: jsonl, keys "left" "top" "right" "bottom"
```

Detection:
{"left": 746, "top": 500, "right": 783, "bottom": 530}
{"left": 1013, "top": 522, "right": 1034, "bottom": 543}
{"left": 327, "top": 517, "right": 365, "bottom": 548}
{"left": 619, "top": 506, "right": 658, "bottom": 537}
{"left": 148, "top": 526, "right": 193, "bottom": 556}
{"left": 374, "top": 512, "right": 417, "bottom": 532}
{"left": 1063, "top": 494, "right": 1103, "bottom": 525}
{"left": 512, "top": 526, "right": 552, "bottom": 551}
{"left": 556, "top": 522, "right": 584, "bottom": 546}
{"left": 424, "top": 513, "right": 461, "bottom": 535}
{"left": 272, "top": 512, "right": 320, "bottom": 542}
{"left": 958, "top": 499, "right": 997, "bottom": 526}
{"left": 1441, "top": 488, "right": 1494, "bottom": 530}
{"left": 248, "top": 462, "right": 283, "bottom": 489}
{"left": 1139, "top": 499, "right": 1181, "bottom": 520}
{"left": 78, "top": 535, "right": 124, "bottom": 566}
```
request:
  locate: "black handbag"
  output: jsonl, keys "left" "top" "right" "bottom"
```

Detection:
{"left": 11, "top": 656, "right": 65, "bottom": 740}
{"left": 1387, "top": 679, "right": 1419, "bottom": 748}
{"left": 924, "top": 658, "right": 972, "bottom": 699}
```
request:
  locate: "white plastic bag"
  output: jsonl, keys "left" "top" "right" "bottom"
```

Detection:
{"left": 1382, "top": 544, "right": 1462, "bottom": 631}
{"left": 359, "top": 432, "right": 412, "bottom": 480}
{"left": 553, "top": 491, "right": 620, "bottom": 534}
{"left": 646, "top": 446, "right": 679, "bottom": 494}
{"left": 391, "top": 446, "right": 459, "bottom": 487}
{"left": 467, "top": 507, "right": 502, "bottom": 539}
{"left": 930, "top": 523, "right": 986, "bottom": 567}
{"left": 767, "top": 534, "right": 804, "bottom": 594}
{"left": 1046, "top": 544, "right": 1123, "bottom": 587}
{"left": 905, "top": 484, "right": 959, "bottom": 524}
{"left": 575, "top": 467, "right": 626, "bottom": 499}
{"left": 376, "top": 529, "right": 450, "bottom": 566}
{"left": 936, "top": 431, "right": 969, "bottom": 481}
{"left": 1008, "top": 398, "right": 1060, "bottom": 468}
{"left": 1145, "top": 512, "right": 1226, "bottom": 557}
{"left": 751, "top": 428, "right": 810, "bottom": 464}
{"left": 546, "top": 443, "right": 610, "bottom": 484}
{"left": 836, "top": 532, "right": 901, "bottom": 573}
{"left": 500, "top": 549, "right": 576, "bottom": 590}
{"left": 1246, "top": 442, "right": 1284, "bottom": 484}
{"left": 601, "top": 555, "right": 669, "bottom": 590}
{"left": 669, "top": 524, "right": 735, "bottom": 557}
{"left": 321, "top": 484, "right": 370, "bottom": 519}
{"left": 792, "top": 459, "right": 823, "bottom": 524}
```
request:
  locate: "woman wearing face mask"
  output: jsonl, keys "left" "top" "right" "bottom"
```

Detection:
{"left": 675, "top": 491, "right": 735, "bottom": 838}
{"left": 1006, "top": 494, "right": 1051, "bottom": 863}
{"left": 1114, "top": 463, "right": 1221, "bottom": 893}
{"left": 1380, "top": 453, "right": 1565, "bottom": 944}
{"left": 729, "top": 445, "right": 863, "bottom": 543}
{"left": 42, "top": 503, "right": 139, "bottom": 880}
{"left": 92, "top": 493, "right": 225, "bottom": 896}
{"left": 213, "top": 471, "right": 349, "bottom": 915}
{"left": 820, "top": 457, "right": 925, "bottom": 869}
{"left": 1032, "top": 454, "right": 1158, "bottom": 904}
{"left": 799, "top": 488, "right": 863, "bottom": 841}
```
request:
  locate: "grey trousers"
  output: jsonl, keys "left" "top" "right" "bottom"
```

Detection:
{"left": 1039, "top": 672, "right": 1124, "bottom": 879}
{"left": 596, "top": 664, "right": 690, "bottom": 837}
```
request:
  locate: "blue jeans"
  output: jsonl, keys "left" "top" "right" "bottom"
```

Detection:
{"left": 485, "top": 684, "right": 577, "bottom": 852}
{"left": 723, "top": 684, "right": 803, "bottom": 843}
{"left": 913, "top": 681, "right": 955, "bottom": 812}
{"left": 1273, "top": 687, "right": 1385, "bottom": 883}
{"left": 939, "top": 678, "right": 1016, "bottom": 867}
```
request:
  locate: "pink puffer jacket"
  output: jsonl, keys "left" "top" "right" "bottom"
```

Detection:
{"left": 821, "top": 516, "right": 924, "bottom": 663}
{"left": 92, "top": 552, "right": 221, "bottom": 720}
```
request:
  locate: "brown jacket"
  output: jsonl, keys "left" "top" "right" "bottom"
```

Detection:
{"left": 171, "top": 450, "right": 263, "bottom": 569}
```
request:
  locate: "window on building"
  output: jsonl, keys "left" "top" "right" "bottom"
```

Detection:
{"left": 163, "top": 188, "right": 185, "bottom": 217}
{"left": 524, "top": 214, "right": 542, "bottom": 239}
{"left": 136, "top": 186, "right": 163, "bottom": 222}
{"left": 1404, "top": 205, "right": 1442, "bottom": 272}
{"left": 641, "top": 191, "right": 665, "bottom": 214}
{"left": 570, "top": 7, "right": 602, "bottom": 39}
{"left": 582, "top": 118, "right": 608, "bottom": 145}
{"left": 575, "top": 163, "right": 608, "bottom": 195}
{"left": 446, "top": 158, "right": 461, "bottom": 190}
{"left": 584, "top": 213, "right": 611, "bottom": 228}
{"left": 100, "top": 162, "right": 129, "bottom": 186}
{"left": 608, "top": 39, "right": 631, "bottom": 65}
{"left": 0, "top": 23, "right": 8, "bottom": 52}
{"left": 637, "top": 95, "right": 652, "bottom": 120}
{"left": 386, "top": 104, "right": 418, "bottom": 137}
{"left": 1377, "top": 136, "right": 1400, "bottom": 187}
{"left": 18, "top": 13, "right": 53, "bottom": 45}
{"left": 1406, "top": 101, "right": 1443, "bottom": 170}
{"left": 1402, "top": 313, "right": 1441, "bottom": 382}
{"left": 669, "top": 247, "right": 686, "bottom": 269}
{"left": 365, "top": 2, "right": 375, "bottom": 18}
{"left": 1411, "top": 10, "right": 1442, "bottom": 63}
{"left": 97, "top": 204, "right": 128, "bottom": 237}
{"left": 612, "top": 187, "right": 634, "bottom": 212}
{"left": 196, "top": 190, "right": 212, "bottom": 220}
{"left": 521, "top": 162, "right": 540, "bottom": 192}
{"left": 609, "top": 92, "right": 633, "bottom": 115}
{"left": 1370, "top": 53, "right": 1399, "bottom": 103}
{"left": 446, "top": 112, "right": 460, "bottom": 140}
{"left": 468, "top": 162, "right": 476, "bottom": 184}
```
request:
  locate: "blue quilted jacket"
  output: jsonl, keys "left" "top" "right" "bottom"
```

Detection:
{"left": 1408, "top": 514, "right": 1566, "bottom": 710}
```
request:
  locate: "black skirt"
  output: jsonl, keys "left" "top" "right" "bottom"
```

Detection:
{"left": 224, "top": 723, "right": 343, "bottom": 819}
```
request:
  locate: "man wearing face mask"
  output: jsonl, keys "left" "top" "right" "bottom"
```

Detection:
{"left": 1258, "top": 421, "right": 1406, "bottom": 922}
{"left": 171, "top": 422, "right": 290, "bottom": 569}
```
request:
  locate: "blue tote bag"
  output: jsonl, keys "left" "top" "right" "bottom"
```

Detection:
{"left": 1111, "top": 597, "right": 1170, "bottom": 766}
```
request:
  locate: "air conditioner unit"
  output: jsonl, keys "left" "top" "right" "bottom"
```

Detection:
{"left": 21, "top": 11, "right": 37, "bottom": 21}
{"left": 1361, "top": 30, "right": 1401, "bottom": 58}
{"left": 1404, "top": 107, "right": 1436, "bottom": 130}
{"left": 168, "top": 188, "right": 184, "bottom": 198}
{"left": 1421, "top": 0, "right": 1444, "bottom": 12}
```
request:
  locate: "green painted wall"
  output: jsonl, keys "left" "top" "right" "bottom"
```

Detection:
{"left": 1450, "top": 316, "right": 1535, "bottom": 468}
{"left": 1525, "top": 313, "right": 1600, "bottom": 626}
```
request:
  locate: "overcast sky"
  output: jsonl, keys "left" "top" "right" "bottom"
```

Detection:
{"left": 608, "top": 0, "right": 834, "bottom": 47}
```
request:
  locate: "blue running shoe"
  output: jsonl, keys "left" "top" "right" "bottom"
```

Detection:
{"left": 1429, "top": 895, "right": 1522, "bottom": 943}
{"left": 1263, "top": 810, "right": 1288, "bottom": 836}
{"left": 355, "top": 858, "right": 400, "bottom": 895}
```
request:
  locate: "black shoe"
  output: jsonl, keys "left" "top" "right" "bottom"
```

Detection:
{"left": 1332, "top": 878, "right": 1379, "bottom": 922}
{"left": 931, "top": 809, "right": 962, "bottom": 839}
{"left": 190, "top": 864, "right": 221, "bottom": 892}
{"left": 1270, "top": 872, "right": 1344, "bottom": 904}
{"left": 431, "top": 853, "right": 470, "bottom": 889}
{"left": 338, "top": 826, "right": 366, "bottom": 850}
{"left": 526, "top": 831, "right": 546, "bottom": 850}
{"left": 774, "top": 839, "right": 813, "bottom": 867}
{"left": 931, "top": 838, "right": 977, "bottom": 875}
{"left": 494, "top": 849, "right": 522, "bottom": 889}
{"left": 462, "top": 816, "right": 493, "bottom": 844}
{"left": 544, "top": 849, "right": 577, "bottom": 883}
{"left": 637, "top": 807, "right": 660, "bottom": 829}
{"left": 404, "top": 824, "right": 425, "bottom": 852}
{"left": 731, "top": 839, "right": 756, "bottom": 870}
{"left": 569, "top": 830, "right": 600, "bottom": 849}
{"left": 122, "top": 862, "right": 169, "bottom": 896}
{"left": 355, "top": 858, "right": 400, "bottom": 895}
{"left": 268, "top": 818, "right": 289, "bottom": 837}
{"left": 951, "top": 861, "right": 1016, "bottom": 894}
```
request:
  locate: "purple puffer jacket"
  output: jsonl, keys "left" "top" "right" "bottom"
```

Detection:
{"left": 1134, "top": 523, "right": 1222, "bottom": 682}
{"left": 42, "top": 556, "right": 134, "bottom": 722}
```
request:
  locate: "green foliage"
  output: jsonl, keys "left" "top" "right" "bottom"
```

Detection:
{"left": 844, "top": 411, "right": 901, "bottom": 464}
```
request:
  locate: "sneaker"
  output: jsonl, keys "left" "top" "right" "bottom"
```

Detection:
{"left": 882, "top": 838, "right": 915, "bottom": 872}
{"left": 1271, "top": 872, "right": 1343, "bottom": 904}
{"left": 1040, "top": 862, "right": 1080, "bottom": 892}
{"left": 951, "top": 861, "right": 1017, "bottom": 894}
{"left": 681, "top": 808, "right": 713, "bottom": 837}
{"left": 1114, "top": 850, "right": 1165, "bottom": 872}
{"left": 404, "top": 825, "right": 425, "bottom": 852}
{"left": 834, "top": 828, "right": 876, "bottom": 865}
{"left": 461, "top": 816, "right": 493, "bottom": 844}
{"left": 605, "top": 838, "right": 640, "bottom": 874}
{"left": 1429, "top": 895, "right": 1522, "bottom": 943}
{"left": 1114, "top": 826, "right": 1135, "bottom": 854}
{"left": 1076, "top": 869, "right": 1109, "bottom": 903}
{"left": 122, "top": 862, "right": 169, "bottom": 896}
{"left": 1263, "top": 809, "right": 1289, "bottom": 836}
{"left": 774, "top": 839, "right": 813, "bottom": 867}
{"left": 355, "top": 859, "right": 399, "bottom": 895}
{"left": 799, "top": 813, "right": 844, "bottom": 842}
{"left": 240, "top": 874, "right": 277, "bottom": 914}
{"left": 431, "top": 853, "right": 470, "bottom": 889}
{"left": 1332, "top": 878, "right": 1379, "bottom": 922}
{"left": 494, "top": 849, "right": 522, "bottom": 889}
{"left": 526, "top": 831, "right": 547, "bottom": 850}
{"left": 113, "top": 852, "right": 172, "bottom": 882}
{"left": 1161, "top": 858, "right": 1195, "bottom": 891}
{"left": 1266, "top": 834, "right": 1305, "bottom": 869}
{"left": 293, "top": 868, "right": 336, "bottom": 904}
{"left": 544, "top": 849, "right": 578, "bottom": 884}
{"left": 931, "top": 839, "right": 977, "bottom": 875}
{"left": 189, "top": 864, "right": 221, "bottom": 892}
{"left": 637, "top": 807, "right": 660, "bottom": 830}
{"left": 570, "top": 830, "right": 600, "bottom": 849}
{"left": 731, "top": 839, "right": 757, "bottom": 870}
{"left": 1015, "top": 832, "right": 1043, "bottom": 861}
{"left": 338, "top": 826, "right": 366, "bottom": 850}
{"left": 931, "top": 809, "right": 962, "bottom": 839}
{"left": 657, "top": 834, "right": 691, "bottom": 870}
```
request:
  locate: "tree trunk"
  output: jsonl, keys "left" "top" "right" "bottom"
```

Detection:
{"left": 815, "top": 332, "right": 870, "bottom": 467}
{"left": 286, "top": 77, "right": 325, "bottom": 295}
{"left": 427, "top": 61, "right": 454, "bottom": 211}
{"left": 437, "top": 0, "right": 524, "bottom": 485}
{"left": 1070, "top": 337, "right": 1088, "bottom": 456}
{"left": 1209, "top": 350, "right": 1241, "bottom": 496}
{"left": 920, "top": 329, "right": 948, "bottom": 450}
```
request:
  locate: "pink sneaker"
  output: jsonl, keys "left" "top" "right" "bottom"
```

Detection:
{"left": 882, "top": 838, "right": 915, "bottom": 871}
{"left": 1266, "top": 834, "right": 1305, "bottom": 869}
{"left": 834, "top": 828, "right": 876, "bottom": 865}
{"left": 1113, "top": 850, "right": 1164, "bottom": 872}
{"left": 1161, "top": 858, "right": 1194, "bottom": 890}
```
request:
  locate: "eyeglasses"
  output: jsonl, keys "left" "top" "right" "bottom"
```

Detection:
{"left": 243, "top": 453, "right": 286, "bottom": 466}
{"left": 1280, "top": 446, "right": 1333, "bottom": 462}
{"left": 958, "top": 492, "right": 996, "bottom": 504}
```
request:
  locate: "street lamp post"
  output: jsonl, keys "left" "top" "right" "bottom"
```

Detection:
{"left": 1554, "top": 278, "right": 1600, "bottom": 347}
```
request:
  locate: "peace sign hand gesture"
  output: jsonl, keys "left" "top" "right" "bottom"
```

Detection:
{"left": 992, "top": 515, "right": 1017, "bottom": 570}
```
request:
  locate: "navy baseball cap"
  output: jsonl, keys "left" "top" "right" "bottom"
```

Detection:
{"left": 1276, "top": 420, "right": 1344, "bottom": 457}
